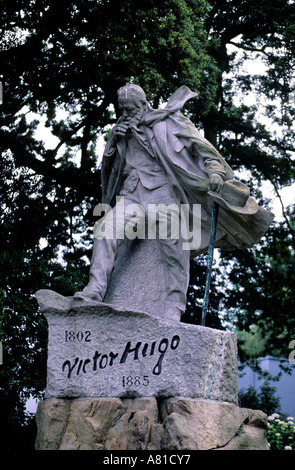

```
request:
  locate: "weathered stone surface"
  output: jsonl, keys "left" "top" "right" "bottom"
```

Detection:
{"left": 160, "top": 398, "right": 250, "bottom": 450}
{"left": 35, "top": 398, "right": 71, "bottom": 450}
{"left": 35, "top": 397, "right": 269, "bottom": 451}
{"left": 216, "top": 423, "right": 269, "bottom": 450}
{"left": 104, "top": 238, "right": 167, "bottom": 319}
{"left": 215, "top": 409, "right": 269, "bottom": 451}
{"left": 36, "top": 289, "right": 238, "bottom": 403}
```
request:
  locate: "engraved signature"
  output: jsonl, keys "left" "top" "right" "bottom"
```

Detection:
{"left": 62, "top": 335, "right": 180, "bottom": 379}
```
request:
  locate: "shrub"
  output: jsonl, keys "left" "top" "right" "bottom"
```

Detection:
{"left": 238, "top": 380, "right": 281, "bottom": 416}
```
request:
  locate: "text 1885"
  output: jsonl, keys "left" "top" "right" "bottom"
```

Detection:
{"left": 122, "top": 375, "right": 149, "bottom": 387}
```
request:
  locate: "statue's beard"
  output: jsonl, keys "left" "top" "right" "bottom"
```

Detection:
{"left": 121, "top": 107, "right": 147, "bottom": 129}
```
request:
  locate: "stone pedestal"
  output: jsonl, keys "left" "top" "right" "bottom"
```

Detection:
{"left": 35, "top": 289, "right": 269, "bottom": 451}
{"left": 36, "top": 289, "right": 238, "bottom": 402}
{"left": 35, "top": 397, "right": 269, "bottom": 450}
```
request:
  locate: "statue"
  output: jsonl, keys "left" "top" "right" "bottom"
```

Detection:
{"left": 74, "top": 84, "right": 274, "bottom": 320}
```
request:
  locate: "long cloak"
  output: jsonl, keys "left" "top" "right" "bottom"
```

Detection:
{"left": 101, "top": 86, "right": 274, "bottom": 256}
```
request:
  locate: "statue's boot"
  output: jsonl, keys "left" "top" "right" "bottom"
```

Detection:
{"left": 73, "top": 284, "right": 103, "bottom": 302}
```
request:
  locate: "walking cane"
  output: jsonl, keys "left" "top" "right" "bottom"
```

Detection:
{"left": 201, "top": 201, "right": 219, "bottom": 326}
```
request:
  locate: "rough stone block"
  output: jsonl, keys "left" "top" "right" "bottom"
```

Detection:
{"left": 36, "top": 289, "right": 238, "bottom": 403}
{"left": 35, "top": 397, "right": 269, "bottom": 451}
{"left": 104, "top": 238, "right": 167, "bottom": 319}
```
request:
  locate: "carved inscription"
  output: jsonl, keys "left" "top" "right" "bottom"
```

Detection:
{"left": 122, "top": 375, "right": 149, "bottom": 387}
{"left": 65, "top": 330, "right": 91, "bottom": 342}
{"left": 62, "top": 334, "right": 180, "bottom": 380}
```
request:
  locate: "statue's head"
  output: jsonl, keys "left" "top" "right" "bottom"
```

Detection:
{"left": 117, "top": 84, "right": 148, "bottom": 124}
{"left": 117, "top": 84, "right": 147, "bottom": 106}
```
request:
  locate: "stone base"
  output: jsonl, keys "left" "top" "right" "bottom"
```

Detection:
{"left": 36, "top": 289, "right": 238, "bottom": 403}
{"left": 35, "top": 397, "right": 269, "bottom": 450}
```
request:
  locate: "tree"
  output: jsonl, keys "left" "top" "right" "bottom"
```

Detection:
{"left": 0, "top": 0, "right": 294, "bottom": 450}
{"left": 186, "top": 1, "right": 295, "bottom": 356}
{"left": 0, "top": 0, "right": 217, "bottom": 450}
{"left": 200, "top": 0, "right": 295, "bottom": 361}
{"left": 238, "top": 381, "right": 281, "bottom": 416}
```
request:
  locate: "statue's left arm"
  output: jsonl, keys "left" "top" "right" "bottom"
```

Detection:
{"left": 189, "top": 138, "right": 227, "bottom": 192}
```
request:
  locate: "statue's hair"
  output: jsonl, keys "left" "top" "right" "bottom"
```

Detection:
{"left": 117, "top": 83, "right": 146, "bottom": 103}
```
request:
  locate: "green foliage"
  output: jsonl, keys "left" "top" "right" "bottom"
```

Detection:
{"left": 220, "top": 220, "right": 295, "bottom": 359}
{"left": 237, "top": 326, "right": 270, "bottom": 360}
{"left": 267, "top": 414, "right": 295, "bottom": 451}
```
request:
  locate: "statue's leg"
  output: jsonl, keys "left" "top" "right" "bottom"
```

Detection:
{"left": 74, "top": 196, "right": 145, "bottom": 301}
{"left": 154, "top": 203, "right": 190, "bottom": 318}
{"left": 157, "top": 235, "right": 190, "bottom": 318}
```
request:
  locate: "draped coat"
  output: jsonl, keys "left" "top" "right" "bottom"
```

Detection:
{"left": 101, "top": 86, "right": 274, "bottom": 256}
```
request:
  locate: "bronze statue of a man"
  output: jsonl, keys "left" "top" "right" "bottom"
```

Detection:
{"left": 74, "top": 84, "right": 273, "bottom": 319}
